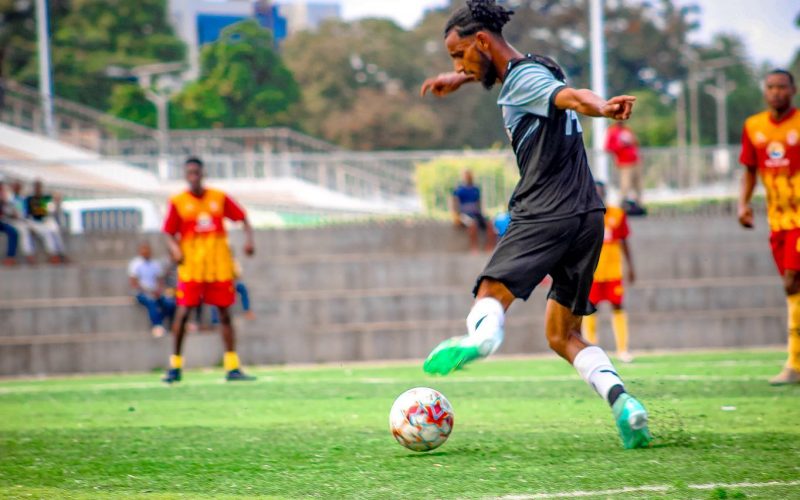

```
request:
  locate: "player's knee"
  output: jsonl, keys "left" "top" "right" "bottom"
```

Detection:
{"left": 546, "top": 329, "right": 569, "bottom": 354}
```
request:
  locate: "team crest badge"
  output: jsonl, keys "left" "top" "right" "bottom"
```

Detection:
{"left": 767, "top": 141, "right": 786, "bottom": 160}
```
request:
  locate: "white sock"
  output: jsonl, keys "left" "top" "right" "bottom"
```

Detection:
{"left": 463, "top": 297, "right": 505, "bottom": 356}
{"left": 573, "top": 346, "right": 625, "bottom": 403}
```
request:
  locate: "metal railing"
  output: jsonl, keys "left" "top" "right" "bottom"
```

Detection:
{"left": 1, "top": 80, "right": 338, "bottom": 156}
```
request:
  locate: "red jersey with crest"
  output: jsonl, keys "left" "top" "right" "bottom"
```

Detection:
{"left": 740, "top": 108, "right": 800, "bottom": 232}
{"left": 163, "top": 188, "right": 245, "bottom": 283}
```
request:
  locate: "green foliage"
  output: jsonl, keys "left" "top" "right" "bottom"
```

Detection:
{"left": 6, "top": 0, "right": 185, "bottom": 110}
{"left": 170, "top": 20, "right": 300, "bottom": 129}
{"left": 628, "top": 89, "right": 677, "bottom": 146}
{"left": 1, "top": 351, "right": 799, "bottom": 498}
{"left": 283, "top": 18, "right": 442, "bottom": 149}
{"left": 107, "top": 84, "right": 156, "bottom": 127}
{"left": 415, "top": 156, "right": 518, "bottom": 216}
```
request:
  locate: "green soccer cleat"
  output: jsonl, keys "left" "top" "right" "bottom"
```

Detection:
{"left": 612, "top": 393, "right": 653, "bottom": 449}
{"left": 423, "top": 336, "right": 482, "bottom": 375}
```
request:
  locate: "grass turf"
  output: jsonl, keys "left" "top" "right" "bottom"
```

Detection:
{"left": 1, "top": 350, "right": 799, "bottom": 499}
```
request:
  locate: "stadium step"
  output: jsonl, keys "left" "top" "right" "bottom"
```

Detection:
{"left": 0, "top": 244, "right": 779, "bottom": 300}
{"left": 0, "top": 279, "right": 784, "bottom": 337}
{"left": 0, "top": 304, "right": 785, "bottom": 376}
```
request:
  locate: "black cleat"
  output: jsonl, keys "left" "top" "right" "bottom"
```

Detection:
{"left": 162, "top": 368, "right": 182, "bottom": 384}
{"left": 226, "top": 369, "right": 256, "bottom": 382}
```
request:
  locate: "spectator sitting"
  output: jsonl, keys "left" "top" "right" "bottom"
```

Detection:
{"left": 0, "top": 176, "right": 19, "bottom": 266}
{"left": 7, "top": 180, "right": 36, "bottom": 264}
{"left": 452, "top": 170, "right": 497, "bottom": 253}
{"left": 128, "top": 241, "right": 175, "bottom": 338}
{"left": 23, "top": 179, "right": 67, "bottom": 263}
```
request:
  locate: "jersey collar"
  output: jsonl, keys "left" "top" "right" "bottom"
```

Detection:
{"left": 769, "top": 107, "right": 797, "bottom": 126}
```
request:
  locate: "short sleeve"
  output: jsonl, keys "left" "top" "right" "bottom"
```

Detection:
{"left": 497, "top": 63, "right": 566, "bottom": 118}
{"left": 223, "top": 195, "right": 246, "bottom": 222}
{"left": 739, "top": 125, "right": 757, "bottom": 169}
{"left": 127, "top": 258, "right": 139, "bottom": 278}
{"left": 162, "top": 201, "right": 181, "bottom": 235}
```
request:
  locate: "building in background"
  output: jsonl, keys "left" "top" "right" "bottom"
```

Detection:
{"left": 168, "top": 0, "right": 289, "bottom": 78}
{"left": 275, "top": 1, "right": 341, "bottom": 36}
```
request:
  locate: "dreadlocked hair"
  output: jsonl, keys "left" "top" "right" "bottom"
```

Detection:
{"left": 444, "top": 0, "right": 515, "bottom": 38}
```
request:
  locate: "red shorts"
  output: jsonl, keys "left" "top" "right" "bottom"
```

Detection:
{"left": 770, "top": 229, "right": 800, "bottom": 275}
{"left": 176, "top": 280, "right": 236, "bottom": 308}
{"left": 589, "top": 279, "right": 624, "bottom": 307}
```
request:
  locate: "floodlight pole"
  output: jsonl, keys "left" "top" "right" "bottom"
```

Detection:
{"left": 36, "top": 0, "right": 56, "bottom": 138}
{"left": 589, "top": 0, "right": 609, "bottom": 183}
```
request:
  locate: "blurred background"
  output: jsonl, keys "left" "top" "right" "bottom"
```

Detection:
{"left": 0, "top": 0, "right": 798, "bottom": 376}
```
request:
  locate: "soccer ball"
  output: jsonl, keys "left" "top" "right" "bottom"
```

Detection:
{"left": 389, "top": 387, "right": 454, "bottom": 452}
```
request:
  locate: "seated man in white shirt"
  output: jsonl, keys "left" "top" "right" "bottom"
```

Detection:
{"left": 128, "top": 241, "right": 175, "bottom": 337}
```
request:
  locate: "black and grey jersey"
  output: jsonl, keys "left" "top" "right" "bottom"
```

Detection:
{"left": 497, "top": 55, "right": 604, "bottom": 222}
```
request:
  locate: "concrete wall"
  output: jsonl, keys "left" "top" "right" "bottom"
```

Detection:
{"left": 0, "top": 216, "right": 786, "bottom": 376}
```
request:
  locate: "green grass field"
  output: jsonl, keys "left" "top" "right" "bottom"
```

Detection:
{"left": 2, "top": 350, "right": 799, "bottom": 499}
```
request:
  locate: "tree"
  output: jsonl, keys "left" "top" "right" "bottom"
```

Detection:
{"left": 168, "top": 20, "right": 300, "bottom": 129}
{"left": 282, "top": 18, "right": 447, "bottom": 149}
{"left": 7, "top": 0, "right": 185, "bottom": 111}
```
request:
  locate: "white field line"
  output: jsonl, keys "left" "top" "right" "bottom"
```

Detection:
{"left": 0, "top": 372, "right": 768, "bottom": 395}
{"left": 498, "top": 479, "right": 800, "bottom": 499}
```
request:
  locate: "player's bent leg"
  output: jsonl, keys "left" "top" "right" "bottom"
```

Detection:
{"left": 424, "top": 279, "right": 513, "bottom": 375}
{"left": 547, "top": 299, "right": 651, "bottom": 449}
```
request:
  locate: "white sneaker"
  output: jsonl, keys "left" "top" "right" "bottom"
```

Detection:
{"left": 617, "top": 351, "right": 635, "bottom": 363}
{"left": 151, "top": 325, "right": 166, "bottom": 338}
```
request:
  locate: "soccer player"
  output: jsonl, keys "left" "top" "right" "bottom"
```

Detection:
{"left": 419, "top": 0, "right": 651, "bottom": 449}
{"left": 162, "top": 157, "right": 256, "bottom": 383}
{"left": 583, "top": 182, "right": 635, "bottom": 363}
{"left": 739, "top": 69, "right": 800, "bottom": 385}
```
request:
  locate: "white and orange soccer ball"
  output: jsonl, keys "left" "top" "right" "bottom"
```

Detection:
{"left": 389, "top": 387, "right": 454, "bottom": 452}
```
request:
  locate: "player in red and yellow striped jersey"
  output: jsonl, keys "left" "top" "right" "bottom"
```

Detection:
{"left": 162, "top": 157, "right": 256, "bottom": 383}
{"left": 739, "top": 69, "right": 800, "bottom": 385}
{"left": 583, "top": 182, "right": 635, "bottom": 363}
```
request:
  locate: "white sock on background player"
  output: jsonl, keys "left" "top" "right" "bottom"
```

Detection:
{"left": 573, "top": 346, "right": 625, "bottom": 403}
{"left": 463, "top": 297, "right": 505, "bottom": 356}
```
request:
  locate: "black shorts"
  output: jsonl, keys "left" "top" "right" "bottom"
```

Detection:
{"left": 472, "top": 210, "right": 604, "bottom": 316}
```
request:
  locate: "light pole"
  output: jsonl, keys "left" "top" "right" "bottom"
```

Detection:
{"left": 107, "top": 62, "right": 186, "bottom": 179}
{"left": 35, "top": 0, "right": 55, "bottom": 138}
{"left": 704, "top": 70, "right": 737, "bottom": 174}
{"left": 589, "top": 0, "right": 609, "bottom": 183}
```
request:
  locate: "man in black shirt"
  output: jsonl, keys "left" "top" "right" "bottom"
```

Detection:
{"left": 419, "top": 0, "right": 651, "bottom": 449}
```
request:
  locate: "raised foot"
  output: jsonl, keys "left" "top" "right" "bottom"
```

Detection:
{"left": 423, "top": 336, "right": 481, "bottom": 375}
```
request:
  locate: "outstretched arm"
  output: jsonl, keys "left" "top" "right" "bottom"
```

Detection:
{"left": 420, "top": 72, "right": 476, "bottom": 98}
{"left": 554, "top": 88, "right": 636, "bottom": 120}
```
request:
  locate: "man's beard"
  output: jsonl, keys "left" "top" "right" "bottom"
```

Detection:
{"left": 479, "top": 53, "right": 498, "bottom": 90}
